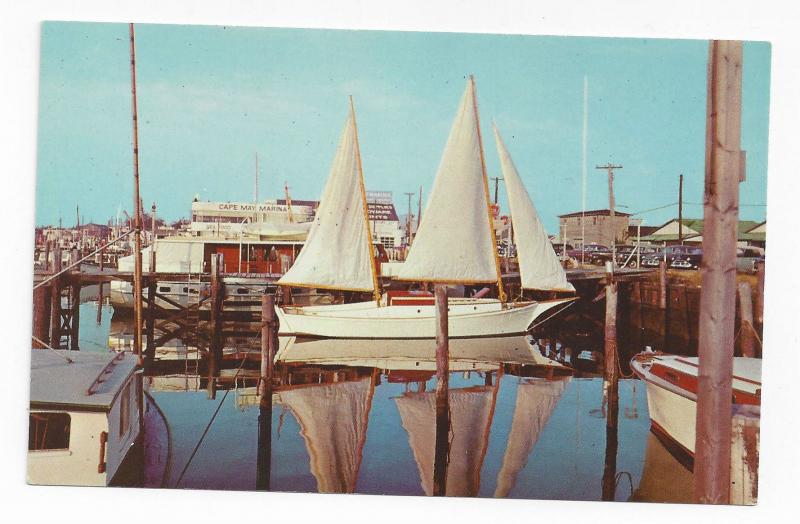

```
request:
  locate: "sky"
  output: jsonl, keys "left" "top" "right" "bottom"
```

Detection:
{"left": 34, "top": 22, "right": 771, "bottom": 232}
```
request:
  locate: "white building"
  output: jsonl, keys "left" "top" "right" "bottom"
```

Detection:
{"left": 190, "top": 199, "right": 316, "bottom": 237}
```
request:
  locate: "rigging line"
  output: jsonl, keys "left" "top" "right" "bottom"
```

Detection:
{"left": 173, "top": 346, "right": 257, "bottom": 487}
{"left": 31, "top": 336, "right": 74, "bottom": 363}
{"left": 34, "top": 229, "right": 135, "bottom": 289}
{"left": 683, "top": 201, "right": 767, "bottom": 207}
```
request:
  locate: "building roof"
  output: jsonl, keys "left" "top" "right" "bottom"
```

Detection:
{"left": 641, "top": 218, "right": 761, "bottom": 242}
{"left": 29, "top": 350, "right": 138, "bottom": 411}
{"left": 558, "top": 209, "right": 632, "bottom": 218}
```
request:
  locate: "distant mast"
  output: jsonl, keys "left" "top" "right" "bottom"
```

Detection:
{"left": 581, "top": 75, "right": 588, "bottom": 257}
{"left": 254, "top": 152, "right": 259, "bottom": 222}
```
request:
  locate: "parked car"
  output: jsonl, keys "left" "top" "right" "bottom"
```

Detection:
{"left": 641, "top": 245, "right": 697, "bottom": 268}
{"left": 670, "top": 247, "right": 703, "bottom": 270}
{"left": 616, "top": 245, "right": 658, "bottom": 268}
{"left": 566, "top": 243, "right": 611, "bottom": 265}
{"left": 736, "top": 246, "right": 765, "bottom": 274}
{"left": 553, "top": 243, "right": 574, "bottom": 258}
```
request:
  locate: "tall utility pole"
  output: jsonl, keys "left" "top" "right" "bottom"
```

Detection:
{"left": 490, "top": 176, "right": 503, "bottom": 205}
{"left": 694, "top": 39, "right": 745, "bottom": 505}
{"left": 404, "top": 191, "right": 415, "bottom": 245}
{"left": 596, "top": 163, "right": 623, "bottom": 267}
{"left": 678, "top": 173, "right": 684, "bottom": 243}
{"left": 129, "top": 23, "right": 144, "bottom": 365}
{"left": 254, "top": 152, "right": 259, "bottom": 222}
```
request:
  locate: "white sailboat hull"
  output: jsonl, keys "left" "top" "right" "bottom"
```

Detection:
{"left": 276, "top": 298, "right": 573, "bottom": 339}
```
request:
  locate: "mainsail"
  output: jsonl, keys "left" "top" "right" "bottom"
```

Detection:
{"left": 277, "top": 103, "right": 377, "bottom": 293}
{"left": 276, "top": 376, "right": 375, "bottom": 493}
{"left": 494, "top": 377, "right": 570, "bottom": 497}
{"left": 395, "top": 386, "right": 497, "bottom": 496}
{"left": 494, "top": 125, "right": 575, "bottom": 292}
{"left": 396, "top": 78, "right": 500, "bottom": 285}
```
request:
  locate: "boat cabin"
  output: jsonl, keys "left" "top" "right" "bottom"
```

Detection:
{"left": 28, "top": 350, "right": 141, "bottom": 487}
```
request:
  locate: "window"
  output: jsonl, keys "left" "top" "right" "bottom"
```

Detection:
{"left": 119, "top": 383, "right": 131, "bottom": 437}
{"left": 29, "top": 412, "right": 71, "bottom": 451}
{"left": 159, "top": 286, "right": 171, "bottom": 293}
{"left": 380, "top": 236, "right": 395, "bottom": 248}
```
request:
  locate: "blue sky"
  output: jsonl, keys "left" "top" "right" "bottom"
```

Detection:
{"left": 35, "top": 22, "right": 771, "bottom": 232}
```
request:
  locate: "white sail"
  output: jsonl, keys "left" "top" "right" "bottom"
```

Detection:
{"left": 396, "top": 79, "right": 499, "bottom": 284}
{"left": 494, "top": 125, "right": 575, "bottom": 292}
{"left": 494, "top": 377, "right": 570, "bottom": 497}
{"left": 276, "top": 377, "right": 374, "bottom": 493}
{"left": 277, "top": 111, "right": 375, "bottom": 291}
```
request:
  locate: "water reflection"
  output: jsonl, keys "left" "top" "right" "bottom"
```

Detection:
{"left": 93, "top": 306, "right": 692, "bottom": 500}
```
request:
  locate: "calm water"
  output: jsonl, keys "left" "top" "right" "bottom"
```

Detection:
{"left": 76, "top": 300, "right": 694, "bottom": 502}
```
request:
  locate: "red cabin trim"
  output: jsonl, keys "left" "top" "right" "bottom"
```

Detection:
{"left": 650, "top": 362, "right": 760, "bottom": 406}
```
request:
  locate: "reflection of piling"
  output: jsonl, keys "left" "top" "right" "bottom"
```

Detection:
{"left": 433, "top": 284, "right": 450, "bottom": 497}
{"left": 694, "top": 40, "right": 744, "bottom": 505}
{"left": 256, "top": 294, "right": 277, "bottom": 491}
{"left": 737, "top": 282, "right": 755, "bottom": 357}
{"left": 49, "top": 247, "right": 62, "bottom": 348}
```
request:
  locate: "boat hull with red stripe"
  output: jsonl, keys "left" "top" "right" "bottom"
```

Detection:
{"left": 631, "top": 354, "right": 761, "bottom": 457}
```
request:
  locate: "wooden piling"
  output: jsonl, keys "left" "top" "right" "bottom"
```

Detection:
{"left": 604, "top": 272, "right": 619, "bottom": 384}
{"left": 737, "top": 282, "right": 755, "bottom": 358}
{"left": 210, "top": 254, "right": 224, "bottom": 359}
{"left": 658, "top": 261, "right": 667, "bottom": 310}
{"left": 32, "top": 282, "right": 51, "bottom": 349}
{"left": 70, "top": 280, "right": 80, "bottom": 350}
{"left": 49, "top": 247, "right": 62, "bottom": 348}
{"left": 754, "top": 261, "right": 765, "bottom": 329}
{"left": 256, "top": 294, "right": 277, "bottom": 490}
{"left": 43, "top": 241, "right": 51, "bottom": 272}
{"left": 433, "top": 284, "right": 450, "bottom": 497}
{"left": 694, "top": 40, "right": 744, "bottom": 505}
{"left": 145, "top": 279, "right": 156, "bottom": 360}
{"left": 96, "top": 282, "right": 104, "bottom": 325}
{"left": 601, "top": 374, "right": 620, "bottom": 501}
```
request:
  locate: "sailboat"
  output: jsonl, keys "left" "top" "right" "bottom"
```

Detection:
{"left": 276, "top": 78, "right": 574, "bottom": 339}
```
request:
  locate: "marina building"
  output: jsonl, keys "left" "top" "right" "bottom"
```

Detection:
{"left": 557, "top": 209, "right": 632, "bottom": 247}
{"left": 641, "top": 218, "right": 765, "bottom": 247}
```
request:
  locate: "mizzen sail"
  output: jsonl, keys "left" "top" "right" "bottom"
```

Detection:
{"left": 494, "top": 125, "right": 575, "bottom": 292}
{"left": 396, "top": 79, "right": 500, "bottom": 284}
{"left": 277, "top": 108, "right": 376, "bottom": 292}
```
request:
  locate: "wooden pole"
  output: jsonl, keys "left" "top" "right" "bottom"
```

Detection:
{"left": 604, "top": 269, "right": 619, "bottom": 385}
{"left": 257, "top": 294, "right": 276, "bottom": 490}
{"left": 150, "top": 203, "right": 157, "bottom": 273}
{"left": 49, "top": 247, "right": 62, "bottom": 348}
{"left": 678, "top": 174, "right": 684, "bottom": 243}
{"left": 433, "top": 284, "right": 450, "bottom": 496}
{"left": 694, "top": 40, "right": 744, "bottom": 505}
{"left": 70, "top": 280, "right": 80, "bottom": 350}
{"left": 658, "top": 260, "right": 667, "bottom": 310}
{"left": 129, "top": 23, "right": 144, "bottom": 367}
{"left": 146, "top": 279, "right": 156, "bottom": 361}
{"left": 754, "top": 261, "right": 765, "bottom": 329}
{"left": 32, "top": 280, "right": 51, "bottom": 349}
{"left": 737, "top": 282, "right": 755, "bottom": 358}
{"left": 96, "top": 282, "right": 104, "bottom": 325}
{"left": 210, "top": 254, "right": 224, "bottom": 360}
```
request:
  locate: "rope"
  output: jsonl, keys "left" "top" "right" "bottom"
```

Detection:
{"left": 31, "top": 336, "right": 74, "bottom": 363}
{"left": 529, "top": 299, "right": 577, "bottom": 332}
{"left": 173, "top": 346, "right": 257, "bottom": 487}
{"left": 34, "top": 229, "right": 135, "bottom": 290}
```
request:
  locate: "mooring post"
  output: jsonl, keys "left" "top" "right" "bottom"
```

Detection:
{"left": 210, "top": 253, "right": 224, "bottom": 360}
{"left": 96, "top": 282, "right": 104, "bottom": 325}
{"left": 694, "top": 40, "right": 744, "bottom": 505}
{"left": 70, "top": 278, "right": 80, "bottom": 350}
{"left": 99, "top": 245, "right": 104, "bottom": 272}
{"left": 737, "top": 282, "right": 755, "bottom": 358}
{"left": 32, "top": 278, "right": 51, "bottom": 349}
{"left": 145, "top": 279, "right": 156, "bottom": 362}
{"left": 604, "top": 264, "right": 619, "bottom": 383}
{"left": 256, "top": 293, "right": 277, "bottom": 490}
{"left": 754, "top": 261, "right": 765, "bottom": 331}
{"left": 43, "top": 241, "right": 51, "bottom": 272}
{"left": 49, "top": 246, "right": 63, "bottom": 348}
{"left": 433, "top": 284, "right": 450, "bottom": 497}
{"left": 658, "top": 261, "right": 667, "bottom": 310}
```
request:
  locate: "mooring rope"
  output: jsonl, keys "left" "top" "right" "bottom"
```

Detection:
{"left": 173, "top": 346, "right": 257, "bottom": 488}
{"left": 31, "top": 336, "right": 74, "bottom": 363}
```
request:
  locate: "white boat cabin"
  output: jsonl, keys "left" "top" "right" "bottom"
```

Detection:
{"left": 28, "top": 349, "right": 141, "bottom": 487}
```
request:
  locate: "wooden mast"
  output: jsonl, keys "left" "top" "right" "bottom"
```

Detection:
{"left": 129, "top": 23, "right": 144, "bottom": 364}
{"left": 349, "top": 96, "right": 382, "bottom": 306}
{"left": 470, "top": 75, "right": 506, "bottom": 303}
